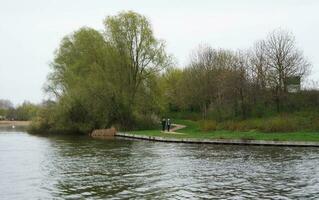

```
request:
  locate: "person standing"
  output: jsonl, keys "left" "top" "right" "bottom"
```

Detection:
{"left": 161, "top": 118, "right": 166, "bottom": 132}
{"left": 167, "top": 118, "right": 171, "bottom": 132}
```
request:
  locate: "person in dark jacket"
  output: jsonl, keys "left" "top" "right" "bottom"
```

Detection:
{"left": 167, "top": 118, "right": 171, "bottom": 132}
{"left": 161, "top": 118, "right": 166, "bottom": 131}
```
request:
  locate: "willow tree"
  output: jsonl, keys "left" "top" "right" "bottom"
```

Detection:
{"left": 104, "top": 11, "right": 170, "bottom": 106}
{"left": 44, "top": 27, "right": 115, "bottom": 132}
{"left": 38, "top": 11, "right": 170, "bottom": 133}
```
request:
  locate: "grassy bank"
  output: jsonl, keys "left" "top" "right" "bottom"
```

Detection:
{"left": 130, "top": 119, "right": 319, "bottom": 142}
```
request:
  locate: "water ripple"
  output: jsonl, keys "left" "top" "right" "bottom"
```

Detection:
{"left": 1, "top": 132, "right": 319, "bottom": 199}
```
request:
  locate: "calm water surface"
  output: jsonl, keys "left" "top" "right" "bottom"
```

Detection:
{"left": 1, "top": 129, "right": 319, "bottom": 199}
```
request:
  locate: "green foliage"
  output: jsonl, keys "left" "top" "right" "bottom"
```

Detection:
{"left": 262, "top": 117, "right": 298, "bottom": 132}
{"left": 0, "top": 109, "right": 6, "bottom": 117}
{"left": 133, "top": 113, "right": 160, "bottom": 130}
{"left": 29, "top": 102, "right": 57, "bottom": 134}
{"left": 216, "top": 113, "right": 319, "bottom": 133}
{"left": 2, "top": 101, "right": 40, "bottom": 121}
{"left": 32, "top": 11, "right": 170, "bottom": 134}
{"left": 159, "top": 68, "right": 183, "bottom": 111}
{"left": 162, "top": 31, "right": 313, "bottom": 122}
{"left": 166, "top": 111, "right": 202, "bottom": 121}
{"left": 31, "top": 12, "right": 316, "bottom": 135}
{"left": 15, "top": 102, "right": 39, "bottom": 120}
{"left": 131, "top": 118, "right": 319, "bottom": 142}
{"left": 199, "top": 120, "right": 217, "bottom": 132}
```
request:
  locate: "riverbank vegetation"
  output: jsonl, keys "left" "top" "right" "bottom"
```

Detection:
{"left": 131, "top": 120, "right": 319, "bottom": 142}
{"left": 0, "top": 99, "right": 39, "bottom": 121}
{"left": 30, "top": 11, "right": 170, "bottom": 134}
{"left": 30, "top": 11, "right": 319, "bottom": 135}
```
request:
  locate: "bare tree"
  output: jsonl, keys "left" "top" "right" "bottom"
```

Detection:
{"left": 250, "top": 29, "right": 311, "bottom": 112}
{"left": 0, "top": 99, "right": 13, "bottom": 109}
{"left": 264, "top": 29, "right": 310, "bottom": 91}
{"left": 181, "top": 45, "right": 252, "bottom": 119}
{"left": 249, "top": 40, "right": 269, "bottom": 89}
{"left": 187, "top": 45, "right": 217, "bottom": 118}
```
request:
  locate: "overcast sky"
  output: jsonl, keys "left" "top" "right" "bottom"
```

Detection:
{"left": 1, "top": 0, "right": 319, "bottom": 105}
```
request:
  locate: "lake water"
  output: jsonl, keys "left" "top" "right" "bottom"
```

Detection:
{"left": 1, "top": 129, "right": 319, "bottom": 199}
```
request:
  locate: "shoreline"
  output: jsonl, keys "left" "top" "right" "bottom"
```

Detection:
{"left": 0, "top": 121, "right": 30, "bottom": 127}
{"left": 115, "top": 132, "right": 319, "bottom": 147}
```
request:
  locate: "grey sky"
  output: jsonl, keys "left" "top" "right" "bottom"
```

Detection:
{"left": 1, "top": 0, "right": 318, "bottom": 105}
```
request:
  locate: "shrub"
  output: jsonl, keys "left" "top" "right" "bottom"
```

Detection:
{"left": 216, "top": 115, "right": 302, "bottom": 132}
{"left": 134, "top": 113, "right": 160, "bottom": 130}
{"left": 262, "top": 116, "right": 298, "bottom": 132}
{"left": 199, "top": 120, "right": 217, "bottom": 131}
{"left": 217, "top": 120, "right": 253, "bottom": 131}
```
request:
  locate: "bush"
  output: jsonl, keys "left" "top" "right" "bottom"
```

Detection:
{"left": 199, "top": 120, "right": 217, "bottom": 131}
{"left": 217, "top": 120, "right": 253, "bottom": 131}
{"left": 167, "top": 111, "right": 202, "bottom": 121}
{"left": 133, "top": 113, "right": 160, "bottom": 130}
{"left": 217, "top": 115, "right": 304, "bottom": 132}
{"left": 262, "top": 116, "right": 298, "bottom": 132}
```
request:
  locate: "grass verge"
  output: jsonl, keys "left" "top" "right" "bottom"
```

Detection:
{"left": 130, "top": 120, "right": 319, "bottom": 142}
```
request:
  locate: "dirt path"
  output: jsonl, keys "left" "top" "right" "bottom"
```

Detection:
{"left": 162, "top": 123, "right": 186, "bottom": 134}
{"left": 170, "top": 124, "right": 186, "bottom": 132}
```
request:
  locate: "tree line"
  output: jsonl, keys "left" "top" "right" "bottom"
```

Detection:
{"left": 166, "top": 29, "right": 312, "bottom": 121}
{"left": 0, "top": 99, "right": 39, "bottom": 121}
{"left": 30, "top": 11, "right": 317, "bottom": 134}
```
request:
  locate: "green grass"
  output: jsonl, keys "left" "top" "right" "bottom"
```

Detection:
{"left": 130, "top": 119, "right": 319, "bottom": 142}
